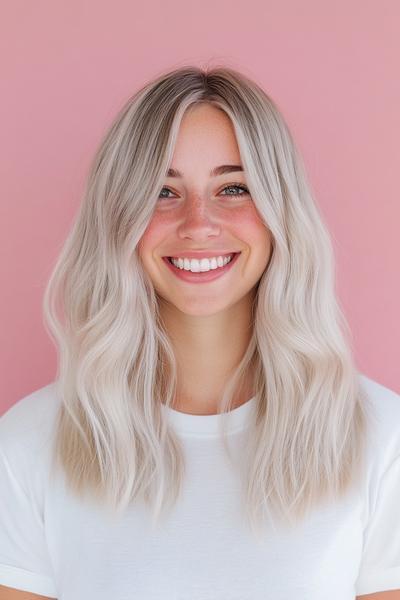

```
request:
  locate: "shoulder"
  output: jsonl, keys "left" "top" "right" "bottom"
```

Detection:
{"left": 359, "top": 372, "right": 400, "bottom": 416}
{"left": 358, "top": 372, "right": 400, "bottom": 457}
{"left": 353, "top": 375, "right": 400, "bottom": 596}
{"left": 357, "top": 373, "right": 400, "bottom": 504}
{"left": 0, "top": 382, "right": 61, "bottom": 460}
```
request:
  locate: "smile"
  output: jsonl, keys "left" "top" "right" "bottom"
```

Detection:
{"left": 169, "top": 253, "right": 234, "bottom": 272}
{"left": 162, "top": 252, "right": 241, "bottom": 284}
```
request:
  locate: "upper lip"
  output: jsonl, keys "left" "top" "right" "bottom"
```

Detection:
{"left": 164, "top": 251, "right": 240, "bottom": 259}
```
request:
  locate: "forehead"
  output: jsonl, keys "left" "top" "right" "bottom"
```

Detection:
{"left": 169, "top": 104, "right": 242, "bottom": 171}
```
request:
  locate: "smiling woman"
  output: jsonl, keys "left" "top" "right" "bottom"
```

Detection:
{"left": 0, "top": 65, "right": 399, "bottom": 599}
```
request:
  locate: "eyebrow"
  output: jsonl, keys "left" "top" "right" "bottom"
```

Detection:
{"left": 166, "top": 165, "right": 244, "bottom": 178}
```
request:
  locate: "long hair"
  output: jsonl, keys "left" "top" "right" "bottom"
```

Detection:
{"left": 43, "top": 64, "right": 373, "bottom": 538}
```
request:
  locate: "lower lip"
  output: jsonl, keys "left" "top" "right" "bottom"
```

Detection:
{"left": 162, "top": 253, "right": 241, "bottom": 283}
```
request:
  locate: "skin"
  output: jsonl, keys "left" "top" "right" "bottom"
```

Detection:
{"left": 138, "top": 103, "right": 273, "bottom": 415}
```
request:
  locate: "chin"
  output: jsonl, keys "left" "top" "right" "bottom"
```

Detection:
{"left": 176, "top": 297, "right": 240, "bottom": 317}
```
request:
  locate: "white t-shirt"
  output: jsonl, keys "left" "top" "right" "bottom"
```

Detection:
{"left": 0, "top": 373, "right": 399, "bottom": 599}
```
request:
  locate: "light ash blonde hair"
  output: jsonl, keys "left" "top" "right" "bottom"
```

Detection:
{"left": 43, "top": 64, "right": 373, "bottom": 538}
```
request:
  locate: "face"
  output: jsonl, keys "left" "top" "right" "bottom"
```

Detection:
{"left": 138, "top": 103, "right": 272, "bottom": 317}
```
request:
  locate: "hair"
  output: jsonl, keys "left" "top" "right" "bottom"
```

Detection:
{"left": 43, "top": 64, "right": 373, "bottom": 539}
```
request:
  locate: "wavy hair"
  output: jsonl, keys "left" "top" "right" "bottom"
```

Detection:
{"left": 43, "top": 64, "right": 373, "bottom": 538}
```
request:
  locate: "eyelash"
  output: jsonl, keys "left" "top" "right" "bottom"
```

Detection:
{"left": 158, "top": 183, "right": 250, "bottom": 200}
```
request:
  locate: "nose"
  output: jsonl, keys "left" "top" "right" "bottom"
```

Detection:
{"left": 177, "top": 194, "right": 221, "bottom": 242}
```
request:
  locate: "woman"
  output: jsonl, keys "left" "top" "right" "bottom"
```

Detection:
{"left": 0, "top": 65, "right": 399, "bottom": 599}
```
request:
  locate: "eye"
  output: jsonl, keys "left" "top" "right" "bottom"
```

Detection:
{"left": 219, "top": 183, "right": 249, "bottom": 197}
{"left": 158, "top": 184, "right": 250, "bottom": 200}
{"left": 158, "top": 187, "right": 177, "bottom": 199}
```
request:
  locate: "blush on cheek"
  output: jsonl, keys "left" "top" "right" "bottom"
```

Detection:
{"left": 143, "top": 211, "right": 174, "bottom": 236}
{"left": 228, "top": 205, "right": 266, "bottom": 233}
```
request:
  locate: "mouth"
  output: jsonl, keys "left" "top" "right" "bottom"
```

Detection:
{"left": 162, "top": 252, "right": 241, "bottom": 282}
{"left": 165, "top": 252, "right": 239, "bottom": 267}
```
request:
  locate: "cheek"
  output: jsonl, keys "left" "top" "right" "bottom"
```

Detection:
{"left": 137, "top": 215, "right": 169, "bottom": 257}
{"left": 231, "top": 204, "right": 269, "bottom": 239}
{"left": 238, "top": 206, "right": 273, "bottom": 264}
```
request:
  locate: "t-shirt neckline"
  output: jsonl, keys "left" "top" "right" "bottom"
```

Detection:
{"left": 161, "top": 395, "right": 256, "bottom": 436}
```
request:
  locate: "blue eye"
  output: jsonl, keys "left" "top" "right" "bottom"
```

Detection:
{"left": 220, "top": 184, "right": 249, "bottom": 196}
{"left": 158, "top": 184, "right": 250, "bottom": 200}
{"left": 158, "top": 187, "right": 176, "bottom": 199}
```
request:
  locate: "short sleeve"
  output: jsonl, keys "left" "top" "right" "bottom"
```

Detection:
{"left": 355, "top": 455, "right": 400, "bottom": 595}
{"left": 0, "top": 443, "right": 58, "bottom": 597}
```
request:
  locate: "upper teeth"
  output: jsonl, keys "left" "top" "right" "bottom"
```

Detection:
{"left": 170, "top": 254, "right": 234, "bottom": 272}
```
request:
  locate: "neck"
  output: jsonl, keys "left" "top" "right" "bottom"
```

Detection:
{"left": 158, "top": 291, "right": 256, "bottom": 415}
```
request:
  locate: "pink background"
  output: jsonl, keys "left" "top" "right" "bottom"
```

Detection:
{"left": 1, "top": 0, "right": 399, "bottom": 414}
